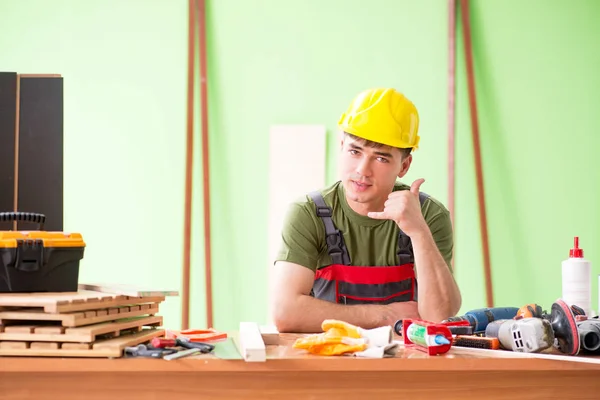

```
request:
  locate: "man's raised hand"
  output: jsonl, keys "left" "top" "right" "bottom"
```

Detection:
{"left": 367, "top": 178, "right": 428, "bottom": 237}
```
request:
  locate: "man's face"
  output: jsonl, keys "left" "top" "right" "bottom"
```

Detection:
{"left": 339, "top": 135, "right": 411, "bottom": 209}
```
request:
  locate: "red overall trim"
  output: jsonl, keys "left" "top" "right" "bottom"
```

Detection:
{"left": 339, "top": 289, "right": 413, "bottom": 303}
{"left": 315, "top": 264, "right": 415, "bottom": 285}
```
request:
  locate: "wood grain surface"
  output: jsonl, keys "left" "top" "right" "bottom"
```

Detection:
{"left": 1, "top": 332, "right": 599, "bottom": 399}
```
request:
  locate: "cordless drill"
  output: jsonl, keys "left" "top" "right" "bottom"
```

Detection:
{"left": 443, "top": 307, "right": 520, "bottom": 334}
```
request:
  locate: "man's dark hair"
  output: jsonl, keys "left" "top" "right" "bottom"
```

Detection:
{"left": 344, "top": 132, "right": 412, "bottom": 159}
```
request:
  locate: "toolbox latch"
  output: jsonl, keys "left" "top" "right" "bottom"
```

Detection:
{"left": 14, "top": 239, "right": 44, "bottom": 272}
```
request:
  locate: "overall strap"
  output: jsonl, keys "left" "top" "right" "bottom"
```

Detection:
{"left": 397, "top": 192, "right": 430, "bottom": 264}
{"left": 309, "top": 191, "right": 351, "bottom": 266}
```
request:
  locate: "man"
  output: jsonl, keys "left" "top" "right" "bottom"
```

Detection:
{"left": 271, "top": 88, "right": 462, "bottom": 333}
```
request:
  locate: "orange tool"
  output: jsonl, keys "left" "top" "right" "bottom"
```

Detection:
{"left": 515, "top": 304, "right": 544, "bottom": 319}
{"left": 166, "top": 328, "right": 227, "bottom": 342}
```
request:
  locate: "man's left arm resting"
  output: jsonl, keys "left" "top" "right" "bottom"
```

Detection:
{"left": 411, "top": 227, "right": 462, "bottom": 322}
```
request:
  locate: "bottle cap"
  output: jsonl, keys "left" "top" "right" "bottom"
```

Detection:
{"left": 569, "top": 236, "right": 584, "bottom": 258}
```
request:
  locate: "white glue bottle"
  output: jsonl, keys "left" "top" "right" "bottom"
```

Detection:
{"left": 561, "top": 236, "right": 592, "bottom": 316}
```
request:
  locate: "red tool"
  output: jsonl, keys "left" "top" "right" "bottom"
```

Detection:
{"left": 166, "top": 328, "right": 227, "bottom": 343}
{"left": 150, "top": 337, "right": 215, "bottom": 353}
{"left": 402, "top": 319, "right": 453, "bottom": 356}
{"left": 151, "top": 337, "right": 177, "bottom": 348}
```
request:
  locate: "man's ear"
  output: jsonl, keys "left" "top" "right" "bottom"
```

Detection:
{"left": 397, "top": 154, "right": 413, "bottom": 179}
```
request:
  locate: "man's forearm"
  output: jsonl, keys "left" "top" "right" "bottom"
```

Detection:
{"left": 412, "top": 230, "right": 462, "bottom": 321}
{"left": 274, "top": 295, "right": 391, "bottom": 333}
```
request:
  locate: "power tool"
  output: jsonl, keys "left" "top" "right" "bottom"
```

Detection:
{"left": 442, "top": 307, "right": 520, "bottom": 333}
{"left": 485, "top": 317, "right": 554, "bottom": 353}
{"left": 515, "top": 303, "right": 544, "bottom": 319}
{"left": 577, "top": 317, "right": 600, "bottom": 354}
{"left": 548, "top": 299, "right": 580, "bottom": 356}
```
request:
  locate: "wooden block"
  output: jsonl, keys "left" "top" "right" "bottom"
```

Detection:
{"left": 72, "top": 312, "right": 86, "bottom": 320}
{"left": 84, "top": 311, "right": 97, "bottom": 318}
{"left": 0, "top": 341, "right": 28, "bottom": 349}
{"left": 4, "top": 325, "right": 37, "bottom": 333}
{"left": 108, "top": 308, "right": 120, "bottom": 315}
{"left": 129, "top": 306, "right": 140, "bottom": 312}
{"left": 30, "top": 342, "right": 59, "bottom": 350}
{"left": 61, "top": 343, "right": 91, "bottom": 350}
{"left": 259, "top": 325, "right": 280, "bottom": 345}
{"left": 238, "top": 322, "right": 266, "bottom": 362}
{"left": 34, "top": 326, "right": 65, "bottom": 334}
{"left": 140, "top": 304, "right": 150, "bottom": 311}
{"left": 96, "top": 310, "right": 108, "bottom": 317}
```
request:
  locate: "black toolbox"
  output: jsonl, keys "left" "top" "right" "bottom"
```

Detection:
{"left": 0, "top": 212, "right": 85, "bottom": 292}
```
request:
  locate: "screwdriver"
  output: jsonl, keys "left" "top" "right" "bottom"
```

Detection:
{"left": 150, "top": 337, "right": 214, "bottom": 353}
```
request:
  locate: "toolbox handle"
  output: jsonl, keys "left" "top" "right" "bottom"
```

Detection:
{"left": 0, "top": 212, "right": 46, "bottom": 230}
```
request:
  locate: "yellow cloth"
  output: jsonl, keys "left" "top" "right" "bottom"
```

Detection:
{"left": 293, "top": 320, "right": 368, "bottom": 356}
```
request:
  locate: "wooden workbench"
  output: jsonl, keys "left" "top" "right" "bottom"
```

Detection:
{"left": 1, "top": 333, "right": 600, "bottom": 400}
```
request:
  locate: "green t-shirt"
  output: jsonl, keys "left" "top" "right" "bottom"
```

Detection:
{"left": 275, "top": 180, "right": 454, "bottom": 273}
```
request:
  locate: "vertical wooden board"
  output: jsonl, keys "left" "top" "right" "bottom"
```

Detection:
{"left": 238, "top": 322, "right": 266, "bottom": 362}
{"left": 267, "top": 125, "right": 326, "bottom": 321}
{"left": 0, "top": 72, "right": 17, "bottom": 217}
{"left": 17, "top": 76, "right": 63, "bottom": 231}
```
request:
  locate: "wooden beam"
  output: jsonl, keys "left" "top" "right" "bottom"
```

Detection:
{"left": 238, "top": 322, "right": 266, "bottom": 362}
{"left": 460, "top": 0, "right": 494, "bottom": 306}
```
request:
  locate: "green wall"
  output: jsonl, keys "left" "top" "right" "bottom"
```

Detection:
{"left": 0, "top": 0, "right": 188, "bottom": 329}
{"left": 454, "top": 0, "right": 600, "bottom": 315}
{"left": 2, "top": 0, "right": 599, "bottom": 331}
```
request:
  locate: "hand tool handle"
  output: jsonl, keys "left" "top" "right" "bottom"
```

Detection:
{"left": 177, "top": 338, "right": 215, "bottom": 352}
{"left": 0, "top": 212, "right": 46, "bottom": 229}
{"left": 163, "top": 348, "right": 201, "bottom": 360}
{"left": 151, "top": 337, "right": 177, "bottom": 348}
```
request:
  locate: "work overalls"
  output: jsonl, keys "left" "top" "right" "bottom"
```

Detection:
{"left": 309, "top": 190, "right": 429, "bottom": 305}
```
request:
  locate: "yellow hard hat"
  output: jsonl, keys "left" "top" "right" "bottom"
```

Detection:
{"left": 338, "top": 88, "right": 420, "bottom": 150}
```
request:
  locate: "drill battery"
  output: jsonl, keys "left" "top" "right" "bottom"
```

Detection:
{"left": 0, "top": 212, "right": 85, "bottom": 293}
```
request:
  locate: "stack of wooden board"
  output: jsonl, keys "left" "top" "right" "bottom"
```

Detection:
{"left": 0, "top": 289, "right": 168, "bottom": 358}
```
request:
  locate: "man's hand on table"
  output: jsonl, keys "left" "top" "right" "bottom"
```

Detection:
{"left": 379, "top": 301, "right": 420, "bottom": 328}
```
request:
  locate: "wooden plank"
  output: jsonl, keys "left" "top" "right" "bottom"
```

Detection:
{"left": 0, "top": 303, "right": 160, "bottom": 327}
{"left": 0, "top": 316, "right": 162, "bottom": 343}
{"left": 238, "top": 322, "right": 266, "bottom": 362}
{"left": 0, "top": 290, "right": 165, "bottom": 313}
{"left": 61, "top": 343, "right": 90, "bottom": 350}
{"left": 30, "top": 342, "right": 59, "bottom": 350}
{"left": 35, "top": 326, "right": 65, "bottom": 334}
{"left": 267, "top": 125, "right": 326, "bottom": 322}
{"left": 259, "top": 325, "right": 280, "bottom": 346}
{"left": 4, "top": 325, "right": 38, "bottom": 333}
{"left": 79, "top": 283, "right": 179, "bottom": 297}
{"left": 0, "top": 291, "right": 112, "bottom": 307}
{"left": 0, "top": 328, "right": 164, "bottom": 357}
{"left": 0, "top": 341, "right": 27, "bottom": 349}
{"left": 51, "top": 295, "right": 165, "bottom": 313}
